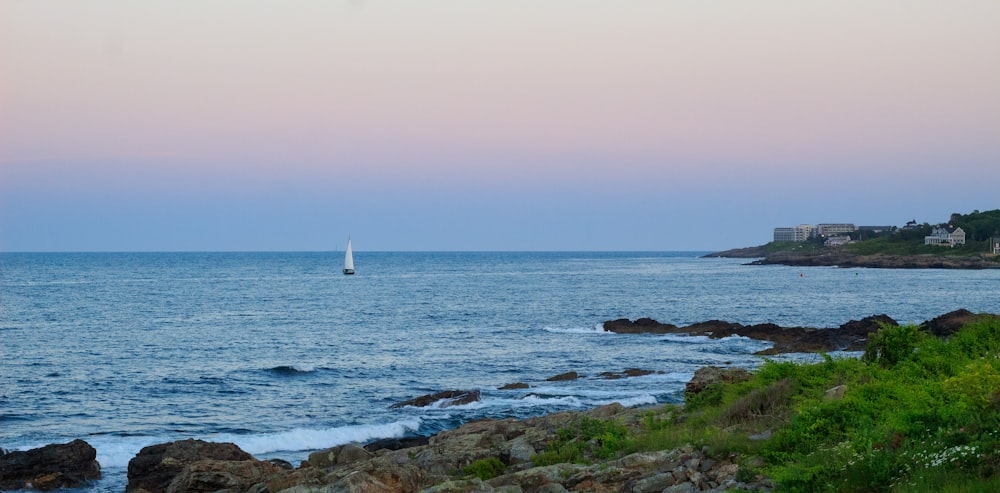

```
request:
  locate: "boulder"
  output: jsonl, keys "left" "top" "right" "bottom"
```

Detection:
{"left": 685, "top": 366, "right": 752, "bottom": 396}
{"left": 0, "top": 439, "right": 101, "bottom": 491}
{"left": 126, "top": 438, "right": 259, "bottom": 493}
{"left": 545, "top": 372, "right": 580, "bottom": 381}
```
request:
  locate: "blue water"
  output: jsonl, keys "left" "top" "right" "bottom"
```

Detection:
{"left": 2, "top": 251, "right": 998, "bottom": 491}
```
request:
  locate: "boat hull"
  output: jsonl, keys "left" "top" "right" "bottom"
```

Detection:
{"left": 343, "top": 269, "right": 355, "bottom": 275}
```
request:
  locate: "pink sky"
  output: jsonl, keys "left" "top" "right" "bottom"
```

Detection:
{"left": 2, "top": 1, "right": 999, "bottom": 251}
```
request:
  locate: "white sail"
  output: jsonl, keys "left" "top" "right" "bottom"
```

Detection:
{"left": 343, "top": 237, "right": 355, "bottom": 275}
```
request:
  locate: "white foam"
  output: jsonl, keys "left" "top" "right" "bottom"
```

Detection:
{"left": 541, "top": 325, "right": 611, "bottom": 334}
{"left": 83, "top": 418, "right": 423, "bottom": 469}
{"left": 595, "top": 394, "right": 659, "bottom": 408}
{"left": 216, "top": 418, "right": 423, "bottom": 455}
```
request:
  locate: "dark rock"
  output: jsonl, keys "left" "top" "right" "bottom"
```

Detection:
{"left": 390, "top": 390, "right": 481, "bottom": 409}
{"left": 546, "top": 371, "right": 581, "bottom": 381}
{"left": 126, "top": 438, "right": 255, "bottom": 493}
{"left": 604, "top": 318, "right": 679, "bottom": 334}
{"left": 364, "top": 435, "right": 431, "bottom": 453}
{"left": 0, "top": 439, "right": 100, "bottom": 491}
{"left": 602, "top": 314, "right": 901, "bottom": 354}
{"left": 499, "top": 382, "right": 530, "bottom": 390}
{"left": 921, "top": 309, "right": 998, "bottom": 338}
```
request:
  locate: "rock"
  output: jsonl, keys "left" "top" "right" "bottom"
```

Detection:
{"left": 125, "top": 438, "right": 257, "bottom": 493}
{"left": 685, "top": 366, "right": 752, "bottom": 396}
{"left": 0, "top": 439, "right": 101, "bottom": 491}
{"left": 921, "top": 309, "right": 997, "bottom": 338}
{"left": 603, "top": 318, "right": 679, "bottom": 334}
{"left": 391, "top": 390, "right": 482, "bottom": 408}
{"left": 824, "top": 385, "right": 847, "bottom": 401}
{"left": 506, "top": 437, "right": 536, "bottom": 464}
{"left": 499, "top": 382, "right": 530, "bottom": 390}
{"left": 545, "top": 372, "right": 580, "bottom": 381}
{"left": 364, "top": 436, "right": 431, "bottom": 453}
{"left": 603, "top": 314, "right": 902, "bottom": 354}
{"left": 162, "top": 458, "right": 286, "bottom": 493}
{"left": 306, "top": 444, "right": 374, "bottom": 469}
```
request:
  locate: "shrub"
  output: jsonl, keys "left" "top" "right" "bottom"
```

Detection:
{"left": 863, "top": 324, "right": 925, "bottom": 367}
{"left": 720, "top": 377, "right": 793, "bottom": 426}
{"left": 531, "top": 417, "right": 632, "bottom": 465}
{"left": 462, "top": 457, "right": 506, "bottom": 480}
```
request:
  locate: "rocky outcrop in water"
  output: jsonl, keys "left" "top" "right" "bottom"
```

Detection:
{"left": 0, "top": 439, "right": 101, "bottom": 491}
{"left": 390, "top": 390, "right": 482, "bottom": 409}
{"left": 603, "top": 314, "right": 897, "bottom": 354}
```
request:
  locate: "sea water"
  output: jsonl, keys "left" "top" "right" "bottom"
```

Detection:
{"left": 2, "top": 251, "right": 998, "bottom": 491}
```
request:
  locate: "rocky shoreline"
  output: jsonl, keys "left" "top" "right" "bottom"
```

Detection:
{"left": 704, "top": 246, "right": 1000, "bottom": 269}
{"left": 603, "top": 309, "right": 991, "bottom": 354}
{"left": 5, "top": 310, "right": 995, "bottom": 492}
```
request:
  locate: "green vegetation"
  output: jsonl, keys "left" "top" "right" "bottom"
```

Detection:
{"left": 462, "top": 457, "right": 507, "bottom": 480}
{"left": 540, "top": 317, "right": 1000, "bottom": 491}
{"left": 531, "top": 417, "right": 632, "bottom": 466}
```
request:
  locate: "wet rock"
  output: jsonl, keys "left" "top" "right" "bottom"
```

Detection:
{"left": 391, "top": 390, "right": 482, "bottom": 409}
{"left": 498, "top": 382, "right": 530, "bottom": 390}
{"left": 545, "top": 372, "right": 580, "bottom": 381}
{"left": 0, "top": 439, "right": 101, "bottom": 491}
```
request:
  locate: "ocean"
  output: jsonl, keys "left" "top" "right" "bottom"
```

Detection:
{"left": 2, "top": 251, "right": 997, "bottom": 491}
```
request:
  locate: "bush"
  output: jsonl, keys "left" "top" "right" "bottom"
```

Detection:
{"left": 462, "top": 457, "right": 506, "bottom": 480}
{"left": 863, "top": 324, "right": 925, "bottom": 367}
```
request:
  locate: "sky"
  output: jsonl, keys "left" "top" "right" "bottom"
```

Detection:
{"left": 2, "top": 1, "right": 998, "bottom": 252}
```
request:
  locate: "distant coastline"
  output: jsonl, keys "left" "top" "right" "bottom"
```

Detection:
{"left": 705, "top": 246, "right": 1000, "bottom": 269}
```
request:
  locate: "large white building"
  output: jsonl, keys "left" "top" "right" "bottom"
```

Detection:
{"left": 773, "top": 224, "right": 813, "bottom": 242}
{"left": 816, "top": 224, "right": 858, "bottom": 237}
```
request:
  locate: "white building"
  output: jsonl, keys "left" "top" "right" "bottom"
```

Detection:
{"left": 816, "top": 223, "right": 857, "bottom": 237}
{"left": 774, "top": 224, "right": 813, "bottom": 242}
{"left": 924, "top": 226, "right": 966, "bottom": 247}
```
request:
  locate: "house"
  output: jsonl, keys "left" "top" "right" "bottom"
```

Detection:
{"left": 924, "top": 226, "right": 966, "bottom": 247}
{"left": 825, "top": 236, "right": 851, "bottom": 247}
{"left": 991, "top": 236, "right": 1000, "bottom": 255}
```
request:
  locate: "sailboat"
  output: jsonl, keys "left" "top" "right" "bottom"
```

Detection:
{"left": 343, "top": 236, "right": 355, "bottom": 275}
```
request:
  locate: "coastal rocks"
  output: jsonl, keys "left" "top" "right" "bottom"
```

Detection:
{"left": 920, "top": 309, "right": 999, "bottom": 338}
{"left": 391, "top": 390, "right": 482, "bottom": 409}
{"left": 112, "top": 401, "right": 775, "bottom": 493}
{"left": 604, "top": 315, "right": 898, "bottom": 354}
{"left": 125, "top": 438, "right": 280, "bottom": 493}
{"left": 685, "top": 366, "right": 752, "bottom": 396}
{"left": 545, "top": 371, "right": 581, "bottom": 381}
{"left": 498, "top": 382, "right": 530, "bottom": 390}
{"left": 0, "top": 439, "right": 101, "bottom": 491}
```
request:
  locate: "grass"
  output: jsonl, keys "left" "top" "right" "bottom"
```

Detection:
{"left": 542, "top": 317, "right": 1000, "bottom": 492}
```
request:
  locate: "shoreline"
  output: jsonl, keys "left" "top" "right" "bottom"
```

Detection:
{"left": 705, "top": 246, "right": 1000, "bottom": 269}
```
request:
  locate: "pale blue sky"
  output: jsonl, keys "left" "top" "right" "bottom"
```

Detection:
{"left": 2, "top": 1, "right": 998, "bottom": 251}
